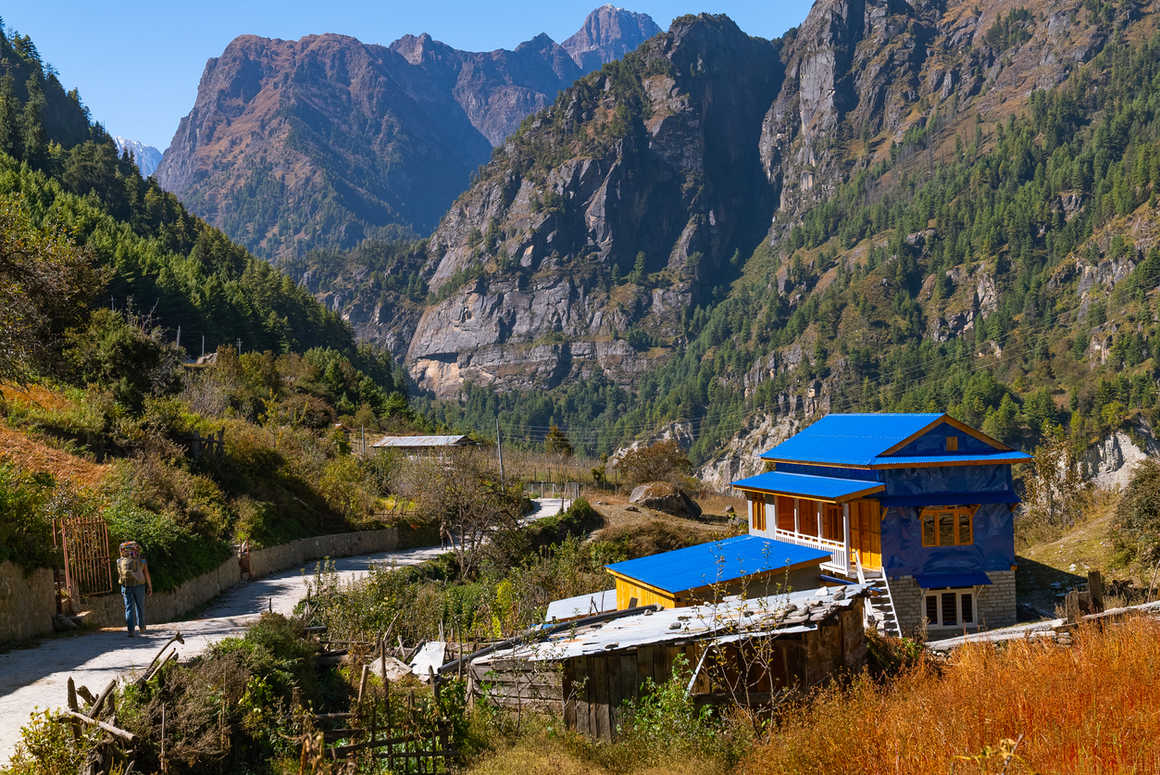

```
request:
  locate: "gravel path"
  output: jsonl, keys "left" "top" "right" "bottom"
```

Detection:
{"left": 0, "top": 498, "right": 568, "bottom": 764}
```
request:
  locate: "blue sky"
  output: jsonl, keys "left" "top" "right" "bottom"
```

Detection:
{"left": 3, "top": 1, "right": 813, "bottom": 150}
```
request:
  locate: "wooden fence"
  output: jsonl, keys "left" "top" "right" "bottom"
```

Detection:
{"left": 54, "top": 516, "right": 113, "bottom": 599}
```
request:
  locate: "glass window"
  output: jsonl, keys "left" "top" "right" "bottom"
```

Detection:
{"left": 926, "top": 590, "right": 977, "bottom": 627}
{"left": 921, "top": 507, "right": 976, "bottom": 547}
{"left": 957, "top": 512, "right": 972, "bottom": 544}
{"left": 938, "top": 513, "right": 955, "bottom": 545}
{"left": 941, "top": 593, "right": 958, "bottom": 626}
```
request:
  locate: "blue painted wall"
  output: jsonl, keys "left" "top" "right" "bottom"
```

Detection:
{"left": 773, "top": 462, "right": 880, "bottom": 482}
{"left": 887, "top": 423, "right": 998, "bottom": 457}
{"left": 880, "top": 465, "right": 1014, "bottom": 496}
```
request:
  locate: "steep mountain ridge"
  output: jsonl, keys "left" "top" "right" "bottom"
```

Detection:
{"left": 406, "top": 15, "right": 783, "bottom": 396}
{"left": 156, "top": 6, "right": 662, "bottom": 261}
{"left": 385, "top": 0, "right": 1125, "bottom": 399}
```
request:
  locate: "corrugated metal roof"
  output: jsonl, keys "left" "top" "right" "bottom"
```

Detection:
{"left": 544, "top": 590, "right": 617, "bottom": 622}
{"left": 760, "top": 413, "right": 943, "bottom": 466}
{"left": 371, "top": 434, "right": 469, "bottom": 448}
{"left": 479, "top": 584, "right": 869, "bottom": 662}
{"left": 604, "top": 535, "right": 830, "bottom": 594}
{"left": 731, "top": 470, "right": 886, "bottom": 502}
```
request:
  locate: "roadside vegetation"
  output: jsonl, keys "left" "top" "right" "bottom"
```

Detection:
{"left": 0, "top": 23, "right": 426, "bottom": 593}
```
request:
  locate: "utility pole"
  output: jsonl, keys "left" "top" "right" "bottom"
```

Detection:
{"left": 201, "top": 335, "right": 205, "bottom": 359}
{"left": 175, "top": 325, "right": 181, "bottom": 352}
{"left": 236, "top": 338, "right": 242, "bottom": 354}
{"left": 495, "top": 418, "right": 505, "bottom": 483}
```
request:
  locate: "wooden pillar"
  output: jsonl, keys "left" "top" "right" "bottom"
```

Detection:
{"left": 816, "top": 502, "right": 822, "bottom": 539}
{"left": 793, "top": 498, "right": 800, "bottom": 535}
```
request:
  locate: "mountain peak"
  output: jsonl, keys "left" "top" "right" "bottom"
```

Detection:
{"left": 563, "top": 4, "right": 661, "bottom": 73}
{"left": 112, "top": 136, "right": 162, "bottom": 177}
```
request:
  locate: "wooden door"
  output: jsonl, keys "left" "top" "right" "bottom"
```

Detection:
{"left": 851, "top": 500, "right": 882, "bottom": 570}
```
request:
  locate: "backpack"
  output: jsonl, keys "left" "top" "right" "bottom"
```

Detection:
{"left": 117, "top": 556, "right": 143, "bottom": 586}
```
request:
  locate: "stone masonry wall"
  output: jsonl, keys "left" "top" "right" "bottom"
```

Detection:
{"left": 82, "top": 528, "right": 401, "bottom": 629}
{"left": 889, "top": 570, "right": 1017, "bottom": 639}
{"left": 0, "top": 562, "right": 56, "bottom": 644}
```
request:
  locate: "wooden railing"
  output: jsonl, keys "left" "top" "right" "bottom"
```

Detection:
{"left": 772, "top": 528, "right": 848, "bottom": 575}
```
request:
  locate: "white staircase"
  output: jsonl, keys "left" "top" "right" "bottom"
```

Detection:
{"left": 854, "top": 552, "right": 902, "bottom": 637}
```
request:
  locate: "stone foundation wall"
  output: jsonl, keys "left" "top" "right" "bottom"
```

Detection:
{"left": 889, "top": 570, "right": 1017, "bottom": 639}
{"left": 0, "top": 562, "right": 56, "bottom": 644}
{"left": 978, "top": 570, "right": 1017, "bottom": 629}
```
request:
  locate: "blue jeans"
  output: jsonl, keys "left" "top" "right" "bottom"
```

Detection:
{"left": 121, "top": 584, "right": 147, "bottom": 632}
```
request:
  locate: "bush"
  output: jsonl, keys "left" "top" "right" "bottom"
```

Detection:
{"left": 1112, "top": 458, "right": 1160, "bottom": 566}
{"left": 613, "top": 440, "right": 691, "bottom": 487}
{"left": 0, "top": 463, "right": 57, "bottom": 569}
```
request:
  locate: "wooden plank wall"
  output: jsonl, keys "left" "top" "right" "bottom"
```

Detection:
{"left": 476, "top": 599, "right": 867, "bottom": 742}
{"left": 469, "top": 658, "right": 565, "bottom": 715}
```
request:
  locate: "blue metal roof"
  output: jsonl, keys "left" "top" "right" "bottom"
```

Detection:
{"left": 731, "top": 470, "right": 885, "bottom": 502}
{"left": 605, "top": 535, "right": 830, "bottom": 594}
{"left": 760, "top": 413, "right": 1028, "bottom": 468}
{"left": 914, "top": 571, "right": 992, "bottom": 589}
{"left": 761, "top": 413, "right": 943, "bottom": 466}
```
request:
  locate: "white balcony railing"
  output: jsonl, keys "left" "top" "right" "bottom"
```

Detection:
{"left": 773, "top": 528, "right": 848, "bottom": 576}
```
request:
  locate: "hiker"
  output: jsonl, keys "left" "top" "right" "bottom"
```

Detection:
{"left": 238, "top": 540, "right": 251, "bottom": 582}
{"left": 117, "top": 541, "right": 153, "bottom": 636}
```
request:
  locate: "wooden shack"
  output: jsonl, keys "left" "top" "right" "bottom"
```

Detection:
{"left": 469, "top": 584, "right": 869, "bottom": 740}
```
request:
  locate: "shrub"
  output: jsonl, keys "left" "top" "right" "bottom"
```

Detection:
{"left": 0, "top": 463, "right": 57, "bottom": 569}
{"left": 613, "top": 440, "right": 691, "bottom": 487}
{"left": 1112, "top": 458, "right": 1160, "bottom": 566}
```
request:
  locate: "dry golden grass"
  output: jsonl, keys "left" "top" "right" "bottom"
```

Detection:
{"left": 0, "top": 423, "right": 109, "bottom": 488}
{"left": 465, "top": 732, "right": 726, "bottom": 775}
{"left": 741, "top": 617, "right": 1160, "bottom": 775}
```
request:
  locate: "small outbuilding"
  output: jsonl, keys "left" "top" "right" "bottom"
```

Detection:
{"left": 370, "top": 434, "right": 474, "bottom": 458}
{"left": 603, "top": 534, "right": 830, "bottom": 610}
{"left": 469, "top": 584, "right": 870, "bottom": 740}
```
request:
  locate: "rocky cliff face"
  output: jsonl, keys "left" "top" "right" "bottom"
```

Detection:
{"left": 156, "top": 7, "right": 659, "bottom": 261}
{"left": 406, "top": 15, "right": 783, "bottom": 396}
{"left": 563, "top": 5, "right": 662, "bottom": 72}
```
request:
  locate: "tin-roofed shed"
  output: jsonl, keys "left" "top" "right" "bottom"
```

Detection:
{"left": 469, "top": 585, "right": 870, "bottom": 740}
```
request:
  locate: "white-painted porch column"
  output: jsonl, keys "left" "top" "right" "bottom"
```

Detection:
{"left": 842, "top": 502, "right": 851, "bottom": 572}
{"left": 793, "top": 498, "right": 799, "bottom": 534}
{"left": 816, "top": 501, "right": 822, "bottom": 537}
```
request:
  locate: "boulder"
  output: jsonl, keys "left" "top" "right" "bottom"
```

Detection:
{"left": 628, "top": 482, "right": 702, "bottom": 519}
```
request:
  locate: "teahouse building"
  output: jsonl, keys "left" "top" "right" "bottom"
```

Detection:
{"left": 732, "top": 413, "right": 1031, "bottom": 637}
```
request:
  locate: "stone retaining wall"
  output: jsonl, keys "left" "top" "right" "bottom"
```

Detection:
{"left": 80, "top": 527, "right": 402, "bottom": 629}
{"left": 0, "top": 562, "right": 56, "bottom": 644}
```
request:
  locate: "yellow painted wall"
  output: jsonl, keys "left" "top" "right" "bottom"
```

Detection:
{"left": 614, "top": 578, "right": 678, "bottom": 609}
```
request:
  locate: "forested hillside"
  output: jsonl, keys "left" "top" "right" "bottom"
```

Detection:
{"left": 0, "top": 24, "right": 419, "bottom": 591}
{"left": 405, "top": 0, "right": 1160, "bottom": 475}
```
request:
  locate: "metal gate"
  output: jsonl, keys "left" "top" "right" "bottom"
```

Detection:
{"left": 54, "top": 517, "right": 114, "bottom": 599}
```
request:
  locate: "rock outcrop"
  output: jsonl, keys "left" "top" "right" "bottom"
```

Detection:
{"left": 629, "top": 481, "right": 703, "bottom": 519}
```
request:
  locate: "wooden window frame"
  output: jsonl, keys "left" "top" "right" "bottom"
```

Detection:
{"left": 924, "top": 589, "right": 976, "bottom": 628}
{"left": 920, "top": 506, "right": 976, "bottom": 547}
{"left": 945, "top": 435, "right": 959, "bottom": 451}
